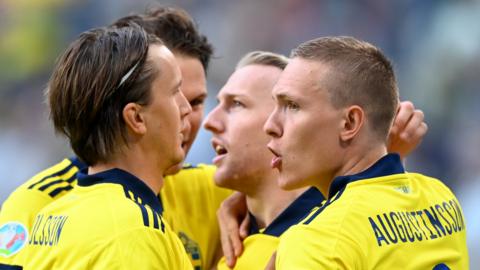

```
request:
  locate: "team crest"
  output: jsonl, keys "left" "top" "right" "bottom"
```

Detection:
{"left": 178, "top": 231, "right": 202, "bottom": 269}
{"left": 0, "top": 222, "right": 28, "bottom": 257}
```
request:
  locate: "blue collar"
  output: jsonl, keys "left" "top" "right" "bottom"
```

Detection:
{"left": 328, "top": 153, "right": 405, "bottom": 199}
{"left": 248, "top": 187, "right": 324, "bottom": 237}
{"left": 77, "top": 168, "right": 163, "bottom": 215}
{"left": 69, "top": 156, "right": 87, "bottom": 170}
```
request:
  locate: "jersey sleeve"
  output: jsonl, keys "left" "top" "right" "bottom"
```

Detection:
{"left": 0, "top": 188, "right": 53, "bottom": 225}
{"left": 89, "top": 227, "right": 193, "bottom": 270}
{"left": 0, "top": 158, "right": 82, "bottom": 267}
{"left": 0, "top": 189, "right": 53, "bottom": 266}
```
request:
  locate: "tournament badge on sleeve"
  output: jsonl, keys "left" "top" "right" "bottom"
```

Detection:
{"left": 0, "top": 222, "right": 28, "bottom": 257}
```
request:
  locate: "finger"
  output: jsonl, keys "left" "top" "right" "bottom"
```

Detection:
{"left": 230, "top": 226, "right": 244, "bottom": 258}
{"left": 225, "top": 238, "right": 236, "bottom": 268}
{"left": 392, "top": 101, "right": 415, "bottom": 134}
{"left": 222, "top": 208, "right": 243, "bottom": 258}
{"left": 410, "top": 122, "right": 428, "bottom": 145}
{"left": 226, "top": 240, "right": 237, "bottom": 269}
{"left": 219, "top": 221, "right": 235, "bottom": 267}
{"left": 217, "top": 191, "right": 247, "bottom": 266}
{"left": 400, "top": 110, "right": 425, "bottom": 142}
{"left": 218, "top": 209, "right": 237, "bottom": 267}
{"left": 264, "top": 252, "right": 277, "bottom": 270}
{"left": 239, "top": 212, "right": 250, "bottom": 239}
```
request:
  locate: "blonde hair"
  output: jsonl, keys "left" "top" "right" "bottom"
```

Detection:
{"left": 236, "top": 51, "right": 289, "bottom": 70}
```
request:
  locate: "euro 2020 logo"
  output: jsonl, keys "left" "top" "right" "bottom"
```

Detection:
{"left": 0, "top": 222, "right": 28, "bottom": 257}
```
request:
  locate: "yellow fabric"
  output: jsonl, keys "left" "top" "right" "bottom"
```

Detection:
{"left": 0, "top": 158, "right": 79, "bottom": 267}
{"left": 22, "top": 181, "right": 192, "bottom": 269}
{"left": 217, "top": 234, "right": 278, "bottom": 270}
{"left": 162, "top": 164, "right": 233, "bottom": 270}
{"left": 1, "top": 160, "right": 231, "bottom": 269}
{"left": 216, "top": 187, "right": 325, "bottom": 270}
{"left": 276, "top": 173, "right": 469, "bottom": 269}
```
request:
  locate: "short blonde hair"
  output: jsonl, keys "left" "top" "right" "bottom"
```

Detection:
{"left": 236, "top": 51, "right": 289, "bottom": 70}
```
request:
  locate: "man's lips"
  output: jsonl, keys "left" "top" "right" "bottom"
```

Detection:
{"left": 271, "top": 156, "right": 282, "bottom": 170}
{"left": 211, "top": 138, "right": 228, "bottom": 165}
{"left": 268, "top": 145, "right": 282, "bottom": 170}
{"left": 180, "top": 120, "right": 190, "bottom": 147}
{"left": 179, "top": 133, "right": 189, "bottom": 150}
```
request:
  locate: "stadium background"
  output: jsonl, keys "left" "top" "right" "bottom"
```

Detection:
{"left": 0, "top": 0, "right": 478, "bottom": 265}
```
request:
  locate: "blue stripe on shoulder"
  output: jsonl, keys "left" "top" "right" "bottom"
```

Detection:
{"left": 37, "top": 171, "right": 77, "bottom": 198}
{"left": 247, "top": 187, "right": 324, "bottom": 237}
{"left": 303, "top": 187, "right": 346, "bottom": 225}
{"left": 123, "top": 187, "right": 164, "bottom": 232}
{"left": 48, "top": 185, "right": 74, "bottom": 198}
{"left": 28, "top": 162, "right": 75, "bottom": 190}
{"left": 151, "top": 212, "right": 165, "bottom": 232}
{"left": 0, "top": 263, "right": 23, "bottom": 270}
{"left": 38, "top": 179, "right": 65, "bottom": 191}
{"left": 122, "top": 186, "right": 131, "bottom": 199}
{"left": 137, "top": 203, "right": 149, "bottom": 227}
{"left": 152, "top": 211, "right": 159, "bottom": 229}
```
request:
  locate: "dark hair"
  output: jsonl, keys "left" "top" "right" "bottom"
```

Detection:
{"left": 48, "top": 24, "right": 163, "bottom": 165}
{"left": 112, "top": 6, "right": 213, "bottom": 72}
{"left": 292, "top": 36, "right": 399, "bottom": 140}
{"left": 236, "top": 51, "right": 289, "bottom": 70}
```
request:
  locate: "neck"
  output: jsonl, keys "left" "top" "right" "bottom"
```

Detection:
{"left": 245, "top": 171, "right": 308, "bottom": 229}
{"left": 89, "top": 147, "right": 166, "bottom": 194}
{"left": 317, "top": 143, "right": 388, "bottom": 196}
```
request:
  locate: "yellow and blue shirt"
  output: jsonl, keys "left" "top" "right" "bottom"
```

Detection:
{"left": 0, "top": 159, "right": 230, "bottom": 270}
{"left": 162, "top": 164, "right": 233, "bottom": 270}
{"left": 276, "top": 154, "right": 469, "bottom": 270}
{"left": 217, "top": 187, "right": 324, "bottom": 270}
{"left": 0, "top": 157, "right": 83, "bottom": 269}
{"left": 22, "top": 168, "right": 192, "bottom": 270}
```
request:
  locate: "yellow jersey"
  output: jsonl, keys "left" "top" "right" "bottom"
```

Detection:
{"left": 276, "top": 154, "right": 469, "bottom": 270}
{"left": 0, "top": 159, "right": 230, "bottom": 270}
{"left": 162, "top": 164, "right": 233, "bottom": 270}
{"left": 22, "top": 168, "right": 192, "bottom": 270}
{"left": 217, "top": 187, "right": 324, "bottom": 270}
{"left": 0, "top": 157, "right": 83, "bottom": 269}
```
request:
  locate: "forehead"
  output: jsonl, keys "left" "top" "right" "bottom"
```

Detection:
{"left": 272, "top": 57, "right": 330, "bottom": 96}
{"left": 149, "top": 44, "right": 181, "bottom": 85}
{"left": 173, "top": 54, "right": 207, "bottom": 97}
{"left": 218, "top": 64, "right": 282, "bottom": 99}
{"left": 149, "top": 44, "right": 176, "bottom": 65}
{"left": 174, "top": 54, "right": 206, "bottom": 82}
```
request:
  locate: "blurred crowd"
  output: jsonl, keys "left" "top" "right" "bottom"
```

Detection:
{"left": 1, "top": 0, "right": 478, "bottom": 264}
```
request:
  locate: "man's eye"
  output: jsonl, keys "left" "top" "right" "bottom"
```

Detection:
{"left": 190, "top": 98, "right": 205, "bottom": 107}
{"left": 286, "top": 101, "right": 299, "bottom": 110}
{"left": 232, "top": 100, "right": 243, "bottom": 107}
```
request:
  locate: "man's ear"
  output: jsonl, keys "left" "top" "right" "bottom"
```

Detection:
{"left": 340, "top": 105, "right": 364, "bottom": 142}
{"left": 122, "top": 102, "right": 147, "bottom": 135}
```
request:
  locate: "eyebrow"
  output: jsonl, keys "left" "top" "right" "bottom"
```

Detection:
{"left": 194, "top": 92, "right": 207, "bottom": 99}
{"left": 274, "top": 93, "right": 291, "bottom": 101}
{"left": 217, "top": 92, "right": 247, "bottom": 101}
